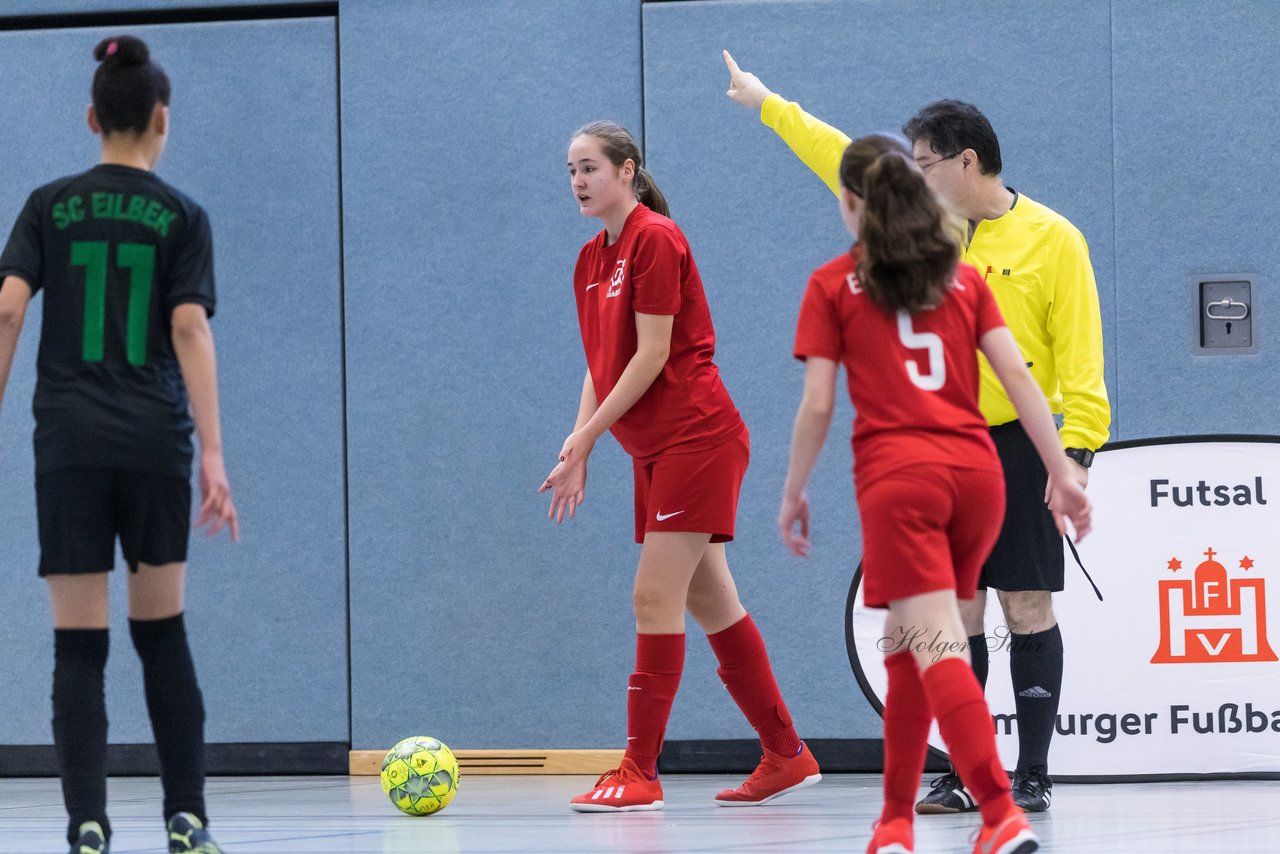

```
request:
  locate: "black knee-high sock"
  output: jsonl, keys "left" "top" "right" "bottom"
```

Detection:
{"left": 130, "top": 614, "right": 207, "bottom": 824}
{"left": 1010, "top": 625, "right": 1063, "bottom": 775}
{"left": 967, "top": 633, "right": 989, "bottom": 690}
{"left": 53, "top": 629, "right": 111, "bottom": 845}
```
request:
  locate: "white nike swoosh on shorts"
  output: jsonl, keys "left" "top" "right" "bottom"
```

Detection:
{"left": 655, "top": 510, "right": 685, "bottom": 521}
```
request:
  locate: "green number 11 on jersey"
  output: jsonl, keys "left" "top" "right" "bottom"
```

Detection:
{"left": 71, "top": 240, "right": 156, "bottom": 366}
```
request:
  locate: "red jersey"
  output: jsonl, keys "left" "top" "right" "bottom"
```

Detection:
{"left": 574, "top": 204, "right": 742, "bottom": 460}
{"left": 793, "top": 249, "right": 1006, "bottom": 488}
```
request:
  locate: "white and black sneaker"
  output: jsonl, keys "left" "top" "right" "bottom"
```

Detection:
{"left": 1011, "top": 768, "right": 1053, "bottom": 812}
{"left": 914, "top": 772, "right": 979, "bottom": 814}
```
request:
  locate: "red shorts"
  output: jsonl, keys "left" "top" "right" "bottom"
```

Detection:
{"left": 858, "top": 464, "right": 1005, "bottom": 608}
{"left": 632, "top": 428, "right": 749, "bottom": 544}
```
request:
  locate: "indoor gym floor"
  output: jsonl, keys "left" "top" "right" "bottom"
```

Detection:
{"left": 1, "top": 773, "right": 1276, "bottom": 852}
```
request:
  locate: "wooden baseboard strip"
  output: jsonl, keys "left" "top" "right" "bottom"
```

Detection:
{"left": 349, "top": 748, "right": 625, "bottom": 776}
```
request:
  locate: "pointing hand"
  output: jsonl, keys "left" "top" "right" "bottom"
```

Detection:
{"left": 723, "top": 50, "right": 773, "bottom": 111}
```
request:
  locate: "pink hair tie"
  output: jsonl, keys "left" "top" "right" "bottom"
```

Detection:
{"left": 106, "top": 41, "right": 118, "bottom": 56}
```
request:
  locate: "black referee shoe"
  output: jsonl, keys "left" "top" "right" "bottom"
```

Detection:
{"left": 914, "top": 772, "right": 979, "bottom": 814}
{"left": 1011, "top": 768, "right": 1053, "bottom": 812}
{"left": 70, "top": 820, "right": 108, "bottom": 854}
{"left": 167, "top": 812, "right": 223, "bottom": 853}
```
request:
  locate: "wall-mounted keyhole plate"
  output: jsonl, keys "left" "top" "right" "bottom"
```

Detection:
{"left": 1192, "top": 274, "right": 1258, "bottom": 355}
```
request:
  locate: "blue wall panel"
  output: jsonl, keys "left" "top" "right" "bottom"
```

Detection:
{"left": 2, "top": 0, "right": 1276, "bottom": 757}
{"left": 0, "top": 17, "right": 347, "bottom": 744}
{"left": 341, "top": 0, "right": 644, "bottom": 749}
{"left": 1112, "top": 1, "right": 1280, "bottom": 438}
{"left": 642, "top": 0, "right": 1115, "bottom": 739}
{"left": 0, "top": 1, "right": 319, "bottom": 15}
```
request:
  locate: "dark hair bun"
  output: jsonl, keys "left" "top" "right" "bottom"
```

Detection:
{"left": 93, "top": 35, "right": 150, "bottom": 67}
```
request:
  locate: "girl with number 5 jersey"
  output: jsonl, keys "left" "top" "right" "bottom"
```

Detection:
{"left": 779, "top": 134, "right": 1091, "bottom": 854}
{"left": 0, "top": 35, "right": 235, "bottom": 854}
{"left": 540, "top": 121, "right": 820, "bottom": 812}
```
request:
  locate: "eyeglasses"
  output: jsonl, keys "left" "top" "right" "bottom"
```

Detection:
{"left": 919, "top": 153, "right": 959, "bottom": 172}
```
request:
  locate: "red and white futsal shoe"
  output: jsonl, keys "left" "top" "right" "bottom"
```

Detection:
{"left": 569, "top": 757, "right": 664, "bottom": 812}
{"left": 866, "top": 817, "right": 914, "bottom": 854}
{"left": 714, "top": 741, "right": 822, "bottom": 806}
{"left": 972, "top": 806, "right": 1039, "bottom": 854}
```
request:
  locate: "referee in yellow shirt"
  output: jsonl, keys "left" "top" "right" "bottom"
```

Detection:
{"left": 723, "top": 52, "right": 1109, "bottom": 815}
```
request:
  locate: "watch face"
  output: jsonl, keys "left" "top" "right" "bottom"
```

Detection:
{"left": 1067, "top": 448, "right": 1093, "bottom": 467}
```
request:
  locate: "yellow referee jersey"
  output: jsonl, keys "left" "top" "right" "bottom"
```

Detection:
{"left": 761, "top": 94, "right": 1110, "bottom": 451}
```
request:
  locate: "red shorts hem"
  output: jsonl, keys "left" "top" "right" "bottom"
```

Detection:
{"left": 633, "top": 430, "right": 749, "bottom": 545}
{"left": 859, "top": 464, "right": 1004, "bottom": 608}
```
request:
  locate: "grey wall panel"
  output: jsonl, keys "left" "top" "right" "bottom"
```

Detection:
{"left": 342, "top": 0, "right": 644, "bottom": 750}
{"left": 0, "top": 17, "right": 346, "bottom": 744}
{"left": 1112, "top": 1, "right": 1280, "bottom": 438}
{"left": 642, "top": 0, "right": 1115, "bottom": 739}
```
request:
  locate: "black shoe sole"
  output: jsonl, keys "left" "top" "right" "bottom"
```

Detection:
{"left": 914, "top": 802, "right": 980, "bottom": 815}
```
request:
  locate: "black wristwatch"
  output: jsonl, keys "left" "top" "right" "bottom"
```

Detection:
{"left": 1065, "top": 447, "right": 1095, "bottom": 468}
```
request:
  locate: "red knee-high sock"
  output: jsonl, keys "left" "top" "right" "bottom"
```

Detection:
{"left": 880, "top": 651, "right": 932, "bottom": 824}
{"left": 920, "top": 657, "right": 1014, "bottom": 825}
{"left": 707, "top": 614, "right": 801, "bottom": 757}
{"left": 624, "top": 633, "right": 685, "bottom": 778}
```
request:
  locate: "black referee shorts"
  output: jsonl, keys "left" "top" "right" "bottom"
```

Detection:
{"left": 979, "top": 421, "right": 1065, "bottom": 592}
{"left": 36, "top": 467, "right": 191, "bottom": 576}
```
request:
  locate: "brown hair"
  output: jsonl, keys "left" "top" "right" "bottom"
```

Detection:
{"left": 839, "top": 134, "right": 959, "bottom": 314}
{"left": 571, "top": 121, "right": 669, "bottom": 217}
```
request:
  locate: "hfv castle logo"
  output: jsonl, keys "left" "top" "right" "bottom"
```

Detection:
{"left": 1152, "top": 547, "right": 1278, "bottom": 664}
{"left": 607, "top": 259, "right": 626, "bottom": 298}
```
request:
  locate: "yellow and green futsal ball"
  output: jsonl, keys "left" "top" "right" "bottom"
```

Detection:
{"left": 380, "top": 736, "right": 460, "bottom": 816}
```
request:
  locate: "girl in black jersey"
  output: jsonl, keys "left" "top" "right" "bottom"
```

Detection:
{"left": 0, "top": 36, "right": 235, "bottom": 854}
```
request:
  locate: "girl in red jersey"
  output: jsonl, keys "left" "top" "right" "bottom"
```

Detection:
{"left": 780, "top": 134, "right": 1091, "bottom": 854}
{"left": 541, "top": 121, "right": 820, "bottom": 812}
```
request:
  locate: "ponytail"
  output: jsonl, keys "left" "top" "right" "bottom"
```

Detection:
{"left": 839, "top": 135, "right": 958, "bottom": 314}
{"left": 634, "top": 166, "right": 669, "bottom": 218}
{"left": 572, "top": 121, "right": 669, "bottom": 217}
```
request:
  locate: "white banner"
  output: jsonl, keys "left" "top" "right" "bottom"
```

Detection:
{"left": 847, "top": 438, "right": 1280, "bottom": 777}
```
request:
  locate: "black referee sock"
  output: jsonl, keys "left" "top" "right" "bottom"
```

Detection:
{"left": 941, "top": 633, "right": 993, "bottom": 784}
{"left": 1010, "top": 624, "right": 1063, "bottom": 775}
{"left": 129, "top": 613, "right": 208, "bottom": 824}
{"left": 53, "top": 628, "right": 111, "bottom": 845}
{"left": 967, "top": 633, "right": 990, "bottom": 690}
